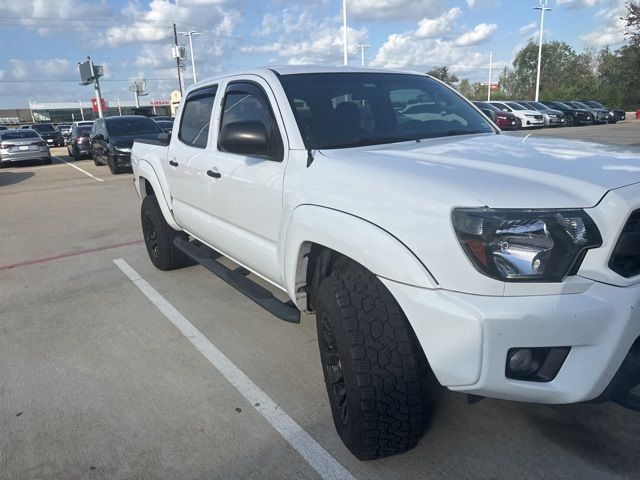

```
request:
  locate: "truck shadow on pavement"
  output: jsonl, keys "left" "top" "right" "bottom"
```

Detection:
{"left": 0, "top": 170, "right": 34, "bottom": 187}
{"left": 521, "top": 402, "right": 639, "bottom": 477}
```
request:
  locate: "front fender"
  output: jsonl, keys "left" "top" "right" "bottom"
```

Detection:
{"left": 137, "top": 160, "right": 181, "bottom": 231}
{"left": 283, "top": 204, "right": 437, "bottom": 304}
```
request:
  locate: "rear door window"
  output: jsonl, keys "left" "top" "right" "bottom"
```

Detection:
{"left": 178, "top": 86, "right": 217, "bottom": 148}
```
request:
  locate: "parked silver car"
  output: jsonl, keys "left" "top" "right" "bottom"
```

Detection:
{"left": 0, "top": 129, "right": 51, "bottom": 166}
{"left": 517, "top": 101, "right": 566, "bottom": 127}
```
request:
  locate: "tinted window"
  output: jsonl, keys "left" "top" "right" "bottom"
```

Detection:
{"left": 279, "top": 73, "right": 494, "bottom": 149}
{"left": 505, "top": 102, "right": 526, "bottom": 111}
{"left": 77, "top": 126, "right": 92, "bottom": 134}
{"left": 219, "top": 82, "right": 282, "bottom": 158}
{"left": 179, "top": 86, "right": 217, "bottom": 148}
{"left": 31, "top": 124, "right": 56, "bottom": 132}
{"left": 0, "top": 130, "right": 39, "bottom": 139}
{"left": 105, "top": 117, "right": 162, "bottom": 137}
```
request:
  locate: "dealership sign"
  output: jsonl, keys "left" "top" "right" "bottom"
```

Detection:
{"left": 151, "top": 99, "right": 170, "bottom": 106}
{"left": 91, "top": 98, "right": 108, "bottom": 113}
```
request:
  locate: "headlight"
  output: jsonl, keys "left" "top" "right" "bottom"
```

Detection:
{"left": 452, "top": 208, "right": 602, "bottom": 282}
{"left": 115, "top": 146, "right": 131, "bottom": 153}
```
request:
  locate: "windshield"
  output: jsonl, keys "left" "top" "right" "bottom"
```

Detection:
{"left": 76, "top": 126, "right": 92, "bottom": 134}
{"left": 572, "top": 101, "right": 590, "bottom": 109}
{"left": 1, "top": 130, "right": 39, "bottom": 139}
{"left": 106, "top": 117, "right": 162, "bottom": 137}
{"left": 589, "top": 101, "right": 605, "bottom": 108}
{"left": 527, "top": 101, "right": 547, "bottom": 110}
{"left": 474, "top": 102, "right": 498, "bottom": 111}
{"left": 505, "top": 102, "right": 527, "bottom": 111}
{"left": 31, "top": 124, "right": 56, "bottom": 132}
{"left": 279, "top": 73, "right": 494, "bottom": 149}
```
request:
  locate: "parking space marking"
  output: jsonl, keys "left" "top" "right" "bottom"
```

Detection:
{"left": 55, "top": 157, "right": 104, "bottom": 182}
{"left": 0, "top": 240, "right": 143, "bottom": 271}
{"left": 113, "top": 258, "right": 356, "bottom": 480}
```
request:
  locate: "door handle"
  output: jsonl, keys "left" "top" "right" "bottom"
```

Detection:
{"left": 169, "top": 160, "right": 178, "bottom": 167}
{"left": 207, "top": 170, "right": 221, "bottom": 178}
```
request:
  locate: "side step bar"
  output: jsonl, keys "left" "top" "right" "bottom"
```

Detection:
{"left": 173, "top": 237, "right": 301, "bottom": 324}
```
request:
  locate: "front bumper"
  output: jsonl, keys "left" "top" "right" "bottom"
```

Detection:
{"left": 113, "top": 152, "right": 131, "bottom": 167}
{"left": 546, "top": 116, "right": 565, "bottom": 126}
{"left": 382, "top": 278, "right": 640, "bottom": 404}
{"left": 520, "top": 117, "right": 545, "bottom": 128}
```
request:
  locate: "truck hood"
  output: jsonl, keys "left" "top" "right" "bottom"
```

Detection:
{"left": 319, "top": 133, "right": 640, "bottom": 209}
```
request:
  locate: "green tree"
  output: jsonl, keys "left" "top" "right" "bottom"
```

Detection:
{"left": 426, "top": 66, "right": 459, "bottom": 87}
{"left": 625, "top": 1, "right": 640, "bottom": 44}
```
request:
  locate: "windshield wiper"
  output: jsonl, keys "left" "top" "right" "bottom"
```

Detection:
{"left": 442, "top": 129, "right": 490, "bottom": 137}
{"left": 319, "top": 136, "right": 417, "bottom": 149}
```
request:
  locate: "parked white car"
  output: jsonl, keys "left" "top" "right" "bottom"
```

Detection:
{"left": 131, "top": 66, "right": 640, "bottom": 460}
{"left": 489, "top": 100, "right": 545, "bottom": 128}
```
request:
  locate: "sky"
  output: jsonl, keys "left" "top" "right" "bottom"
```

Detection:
{"left": 0, "top": 0, "right": 631, "bottom": 108}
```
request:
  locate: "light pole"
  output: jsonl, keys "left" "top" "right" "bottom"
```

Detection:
{"left": 353, "top": 44, "right": 371, "bottom": 67}
{"left": 180, "top": 31, "right": 202, "bottom": 84}
{"left": 342, "top": 0, "right": 348, "bottom": 66}
{"left": 487, "top": 51, "right": 493, "bottom": 101}
{"left": 534, "top": 0, "right": 551, "bottom": 101}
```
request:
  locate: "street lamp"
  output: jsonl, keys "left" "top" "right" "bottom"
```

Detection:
{"left": 353, "top": 44, "right": 371, "bottom": 67}
{"left": 180, "top": 31, "right": 202, "bottom": 84}
{"left": 534, "top": 0, "right": 551, "bottom": 101}
{"left": 342, "top": 0, "right": 348, "bottom": 66}
{"left": 487, "top": 51, "right": 493, "bottom": 101}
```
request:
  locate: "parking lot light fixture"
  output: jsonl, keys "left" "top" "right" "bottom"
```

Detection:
{"left": 487, "top": 51, "right": 493, "bottom": 101}
{"left": 534, "top": 0, "right": 551, "bottom": 102}
{"left": 180, "top": 31, "right": 202, "bottom": 84}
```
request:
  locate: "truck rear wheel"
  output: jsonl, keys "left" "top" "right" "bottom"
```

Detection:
{"left": 315, "top": 268, "right": 432, "bottom": 460}
{"left": 141, "top": 195, "right": 194, "bottom": 271}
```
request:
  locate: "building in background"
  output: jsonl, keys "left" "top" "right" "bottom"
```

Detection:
{"left": 0, "top": 98, "right": 171, "bottom": 126}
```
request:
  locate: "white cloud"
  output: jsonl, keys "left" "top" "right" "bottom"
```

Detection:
{"left": 454, "top": 23, "right": 497, "bottom": 46}
{"left": 579, "top": 0, "right": 627, "bottom": 46}
{"left": 348, "top": 0, "right": 446, "bottom": 21}
{"left": 466, "top": 0, "right": 497, "bottom": 8}
{"left": 518, "top": 22, "right": 537, "bottom": 36}
{"left": 556, "top": 0, "right": 603, "bottom": 8}
{"left": 245, "top": 8, "right": 368, "bottom": 65}
{"left": 415, "top": 8, "right": 462, "bottom": 38}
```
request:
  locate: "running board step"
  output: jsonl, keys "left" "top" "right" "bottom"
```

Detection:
{"left": 173, "top": 237, "right": 300, "bottom": 324}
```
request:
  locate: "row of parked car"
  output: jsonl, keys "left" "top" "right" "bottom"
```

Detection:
{"left": 472, "top": 100, "right": 626, "bottom": 130}
{"left": 0, "top": 117, "right": 174, "bottom": 168}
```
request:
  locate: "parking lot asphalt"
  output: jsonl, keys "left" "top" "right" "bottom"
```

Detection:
{"left": 1, "top": 131, "right": 639, "bottom": 480}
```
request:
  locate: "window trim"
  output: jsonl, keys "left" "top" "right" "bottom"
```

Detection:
{"left": 178, "top": 85, "right": 218, "bottom": 149}
{"left": 217, "top": 80, "right": 284, "bottom": 162}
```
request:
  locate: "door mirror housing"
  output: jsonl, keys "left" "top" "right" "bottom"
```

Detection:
{"left": 218, "top": 121, "right": 271, "bottom": 159}
{"left": 93, "top": 133, "right": 104, "bottom": 141}
{"left": 157, "top": 132, "right": 171, "bottom": 146}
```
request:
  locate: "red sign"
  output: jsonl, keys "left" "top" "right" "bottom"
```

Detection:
{"left": 91, "top": 98, "right": 108, "bottom": 113}
{"left": 151, "top": 99, "right": 170, "bottom": 106}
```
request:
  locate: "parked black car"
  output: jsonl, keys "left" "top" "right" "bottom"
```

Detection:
{"left": 21, "top": 123, "right": 64, "bottom": 146}
{"left": 581, "top": 100, "right": 625, "bottom": 122}
{"left": 154, "top": 119, "right": 174, "bottom": 133}
{"left": 565, "top": 101, "right": 611, "bottom": 124}
{"left": 0, "top": 125, "right": 8, "bottom": 131}
{"left": 541, "top": 101, "right": 593, "bottom": 126}
{"left": 67, "top": 124, "right": 93, "bottom": 159}
{"left": 90, "top": 115, "right": 163, "bottom": 174}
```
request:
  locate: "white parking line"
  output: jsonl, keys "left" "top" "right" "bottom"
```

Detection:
{"left": 112, "top": 258, "right": 356, "bottom": 480}
{"left": 55, "top": 157, "right": 104, "bottom": 182}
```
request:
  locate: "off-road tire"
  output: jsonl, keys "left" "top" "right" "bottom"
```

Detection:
{"left": 93, "top": 155, "right": 102, "bottom": 166}
{"left": 141, "top": 195, "right": 194, "bottom": 271}
{"left": 315, "top": 268, "right": 432, "bottom": 460}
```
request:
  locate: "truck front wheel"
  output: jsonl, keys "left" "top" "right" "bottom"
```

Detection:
{"left": 315, "top": 268, "right": 432, "bottom": 460}
{"left": 141, "top": 195, "right": 194, "bottom": 271}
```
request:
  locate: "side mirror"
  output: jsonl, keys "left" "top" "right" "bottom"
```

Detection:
{"left": 93, "top": 133, "right": 104, "bottom": 141}
{"left": 219, "top": 121, "right": 270, "bottom": 158}
{"left": 158, "top": 132, "right": 171, "bottom": 146}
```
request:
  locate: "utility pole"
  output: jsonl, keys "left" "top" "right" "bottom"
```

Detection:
{"left": 173, "top": 23, "right": 183, "bottom": 94}
{"left": 130, "top": 80, "right": 147, "bottom": 109}
{"left": 79, "top": 100, "right": 85, "bottom": 121}
{"left": 487, "top": 51, "right": 493, "bottom": 101}
{"left": 353, "top": 44, "right": 371, "bottom": 67}
{"left": 342, "top": 0, "right": 348, "bottom": 66}
{"left": 534, "top": 0, "right": 551, "bottom": 102}
{"left": 94, "top": 74, "right": 104, "bottom": 118}
{"left": 181, "top": 31, "right": 202, "bottom": 84}
{"left": 78, "top": 57, "right": 104, "bottom": 118}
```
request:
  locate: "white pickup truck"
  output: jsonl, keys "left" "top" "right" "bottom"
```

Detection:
{"left": 131, "top": 66, "right": 640, "bottom": 460}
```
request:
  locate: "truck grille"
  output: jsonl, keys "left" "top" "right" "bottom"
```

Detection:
{"left": 610, "top": 210, "right": 640, "bottom": 278}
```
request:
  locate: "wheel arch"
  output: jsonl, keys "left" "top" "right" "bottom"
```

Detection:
{"left": 283, "top": 204, "right": 437, "bottom": 312}
{"left": 137, "top": 160, "right": 182, "bottom": 231}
